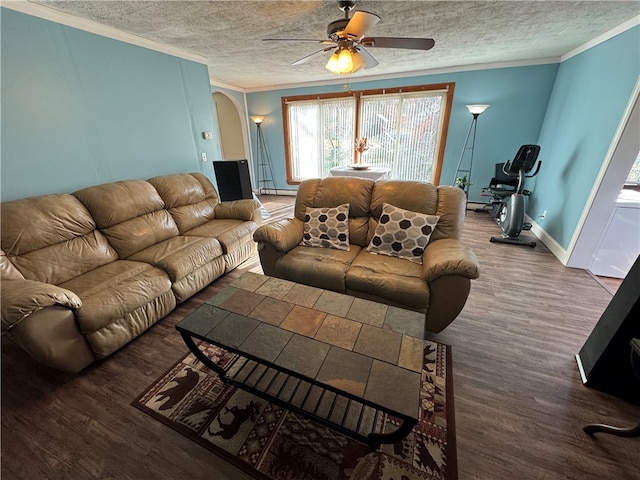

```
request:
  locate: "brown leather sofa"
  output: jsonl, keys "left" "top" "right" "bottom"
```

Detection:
{"left": 1, "top": 172, "right": 261, "bottom": 372}
{"left": 253, "top": 177, "right": 479, "bottom": 334}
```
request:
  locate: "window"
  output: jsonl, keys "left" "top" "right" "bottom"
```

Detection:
{"left": 282, "top": 83, "right": 455, "bottom": 184}
{"left": 626, "top": 151, "right": 640, "bottom": 185}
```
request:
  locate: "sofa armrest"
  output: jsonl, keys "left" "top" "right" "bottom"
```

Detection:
{"left": 422, "top": 239, "right": 480, "bottom": 283}
{"left": 215, "top": 199, "right": 262, "bottom": 224}
{"left": 1, "top": 279, "right": 82, "bottom": 330}
{"left": 253, "top": 218, "right": 304, "bottom": 252}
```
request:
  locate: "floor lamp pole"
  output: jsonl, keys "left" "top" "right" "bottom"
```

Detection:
{"left": 452, "top": 104, "right": 489, "bottom": 200}
{"left": 251, "top": 117, "right": 278, "bottom": 195}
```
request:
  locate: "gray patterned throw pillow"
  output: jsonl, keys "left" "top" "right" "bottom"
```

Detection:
{"left": 301, "top": 203, "right": 350, "bottom": 251}
{"left": 367, "top": 203, "right": 439, "bottom": 264}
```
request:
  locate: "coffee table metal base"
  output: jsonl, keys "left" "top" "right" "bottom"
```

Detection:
{"left": 180, "top": 332, "right": 417, "bottom": 449}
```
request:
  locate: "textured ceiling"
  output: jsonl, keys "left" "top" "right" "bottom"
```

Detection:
{"left": 32, "top": 1, "right": 640, "bottom": 90}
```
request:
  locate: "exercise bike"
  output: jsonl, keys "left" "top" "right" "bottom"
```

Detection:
{"left": 488, "top": 144, "right": 541, "bottom": 247}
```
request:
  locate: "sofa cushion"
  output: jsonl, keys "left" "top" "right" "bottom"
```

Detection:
{"left": 301, "top": 203, "right": 350, "bottom": 251}
{"left": 347, "top": 251, "right": 428, "bottom": 310}
{"left": 147, "top": 173, "right": 219, "bottom": 233}
{"left": 126, "top": 236, "right": 223, "bottom": 282}
{"left": 184, "top": 219, "right": 257, "bottom": 254}
{"left": 294, "top": 177, "right": 374, "bottom": 247}
{"left": 369, "top": 181, "right": 465, "bottom": 243}
{"left": 1, "top": 194, "right": 119, "bottom": 284}
{"left": 0, "top": 250, "right": 24, "bottom": 280}
{"left": 275, "top": 245, "right": 362, "bottom": 292}
{"left": 367, "top": 203, "right": 439, "bottom": 264}
{"left": 59, "top": 260, "right": 173, "bottom": 336}
{"left": 74, "top": 180, "right": 179, "bottom": 258}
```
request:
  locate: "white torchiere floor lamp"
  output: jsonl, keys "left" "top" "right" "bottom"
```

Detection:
{"left": 250, "top": 115, "right": 278, "bottom": 195}
{"left": 452, "top": 104, "right": 490, "bottom": 199}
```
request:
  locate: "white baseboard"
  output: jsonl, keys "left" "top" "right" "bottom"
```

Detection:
{"left": 526, "top": 215, "right": 569, "bottom": 265}
{"left": 255, "top": 189, "right": 297, "bottom": 196}
{"left": 575, "top": 354, "right": 588, "bottom": 384}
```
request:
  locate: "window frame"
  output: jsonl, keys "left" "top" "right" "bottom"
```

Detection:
{"left": 282, "top": 82, "right": 455, "bottom": 185}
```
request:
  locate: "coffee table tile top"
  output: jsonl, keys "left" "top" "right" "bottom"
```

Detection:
{"left": 367, "top": 360, "right": 421, "bottom": 417}
{"left": 274, "top": 334, "right": 331, "bottom": 378}
{"left": 178, "top": 304, "right": 230, "bottom": 336}
{"left": 346, "top": 297, "right": 388, "bottom": 327}
{"left": 314, "top": 314, "right": 362, "bottom": 350}
{"left": 231, "top": 271, "right": 269, "bottom": 291}
{"left": 399, "top": 335, "right": 425, "bottom": 373}
{"left": 207, "top": 312, "right": 259, "bottom": 348}
{"left": 182, "top": 272, "right": 426, "bottom": 418}
{"left": 383, "top": 306, "right": 425, "bottom": 339}
{"left": 282, "top": 283, "right": 324, "bottom": 308}
{"left": 280, "top": 305, "right": 326, "bottom": 337}
{"left": 238, "top": 323, "right": 293, "bottom": 362}
{"left": 316, "top": 346, "right": 373, "bottom": 397}
{"left": 255, "top": 276, "right": 296, "bottom": 299}
{"left": 205, "top": 286, "right": 238, "bottom": 307}
{"left": 248, "top": 297, "right": 294, "bottom": 326}
{"left": 219, "top": 289, "right": 264, "bottom": 316}
{"left": 353, "top": 324, "right": 402, "bottom": 365}
{"left": 313, "top": 290, "right": 355, "bottom": 317}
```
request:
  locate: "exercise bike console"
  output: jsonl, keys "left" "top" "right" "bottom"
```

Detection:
{"left": 489, "top": 144, "right": 542, "bottom": 247}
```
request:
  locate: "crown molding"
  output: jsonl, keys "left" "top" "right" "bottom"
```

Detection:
{"left": 561, "top": 14, "right": 640, "bottom": 61}
{"left": 1, "top": 0, "right": 209, "bottom": 65}
{"left": 210, "top": 79, "right": 246, "bottom": 93}
{"left": 238, "top": 57, "right": 560, "bottom": 93}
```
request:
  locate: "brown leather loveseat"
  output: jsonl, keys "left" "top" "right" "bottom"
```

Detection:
{"left": 1, "top": 172, "right": 261, "bottom": 372}
{"left": 253, "top": 177, "right": 479, "bottom": 334}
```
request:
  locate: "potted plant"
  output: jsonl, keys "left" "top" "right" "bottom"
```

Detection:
{"left": 455, "top": 175, "right": 469, "bottom": 190}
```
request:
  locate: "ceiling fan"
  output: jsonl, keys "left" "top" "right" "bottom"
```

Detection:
{"left": 263, "top": 0, "right": 435, "bottom": 75}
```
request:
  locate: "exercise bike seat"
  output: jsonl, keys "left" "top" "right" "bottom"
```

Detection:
{"left": 484, "top": 162, "right": 518, "bottom": 198}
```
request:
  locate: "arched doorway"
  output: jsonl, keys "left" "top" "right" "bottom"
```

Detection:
{"left": 212, "top": 91, "right": 249, "bottom": 161}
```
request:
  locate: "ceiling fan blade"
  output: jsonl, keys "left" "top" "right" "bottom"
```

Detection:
{"left": 344, "top": 11, "right": 380, "bottom": 40}
{"left": 360, "top": 37, "right": 435, "bottom": 50}
{"left": 291, "top": 46, "right": 335, "bottom": 66}
{"left": 263, "top": 38, "right": 334, "bottom": 44}
{"left": 357, "top": 46, "right": 379, "bottom": 69}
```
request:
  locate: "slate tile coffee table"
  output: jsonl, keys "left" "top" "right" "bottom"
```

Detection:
{"left": 176, "top": 272, "right": 426, "bottom": 448}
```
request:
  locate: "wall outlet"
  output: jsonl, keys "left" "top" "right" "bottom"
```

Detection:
{"left": 541, "top": 210, "right": 547, "bottom": 220}
{"left": 202, "top": 131, "right": 213, "bottom": 140}
{"left": 201, "top": 152, "right": 207, "bottom": 162}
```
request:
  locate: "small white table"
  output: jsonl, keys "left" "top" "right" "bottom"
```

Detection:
{"left": 329, "top": 166, "right": 391, "bottom": 181}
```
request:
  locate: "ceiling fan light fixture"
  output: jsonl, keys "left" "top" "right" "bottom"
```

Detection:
{"left": 325, "top": 52, "right": 341, "bottom": 73}
{"left": 325, "top": 47, "right": 365, "bottom": 74}
{"left": 350, "top": 50, "right": 366, "bottom": 72}
{"left": 337, "top": 48, "right": 353, "bottom": 71}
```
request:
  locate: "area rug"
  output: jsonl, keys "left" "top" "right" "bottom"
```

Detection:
{"left": 133, "top": 340, "right": 457, "bottom": 480}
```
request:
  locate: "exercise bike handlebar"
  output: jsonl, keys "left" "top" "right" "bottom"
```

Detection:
{"left": 501, "top": 159, "right": 542, "bottom": 177}
{"left": 502, "top": 159, "right": 541, "bottom": 194}
{"left": 526, "top": 160, "right": 542, "bottom": 178}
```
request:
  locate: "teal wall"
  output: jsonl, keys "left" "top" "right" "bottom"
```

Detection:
{"left": 3, "top": 6, "right": 638, "bottom": 257}
{"left": 245, "top": 64, "right": 559, "bottom": 198}
{"left": 531, "top": 26, "right": 640, "bottom": 250}
{"left": 1, "top": 8, "right": 222, "bottom": 202}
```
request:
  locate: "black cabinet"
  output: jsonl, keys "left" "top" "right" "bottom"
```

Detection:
{"left": 577, "top": 255, "right": 640, "bottom": 404}
{"left": 212, "top": 160, "right": 253, "bottom": 201}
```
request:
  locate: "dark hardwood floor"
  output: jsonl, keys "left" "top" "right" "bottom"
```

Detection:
{"left": 2, "top": 195, "right": 639, "bottom": 480}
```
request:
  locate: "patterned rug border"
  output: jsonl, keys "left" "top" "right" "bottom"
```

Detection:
{"left": 132, "top": 352, "right": 273, "bottom": 480}
{"left": 132, "top": 342, "right": 457, "bottom": 480}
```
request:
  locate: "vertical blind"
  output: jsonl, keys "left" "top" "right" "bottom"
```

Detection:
{"left": 288, "top": 97, "right": 356, "bottom": 180}
{"left": 284, "top": 85, "right": 451, "bottom": 183}
{"left": 359, "top": 91, "right": 445, "bottom": 181}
